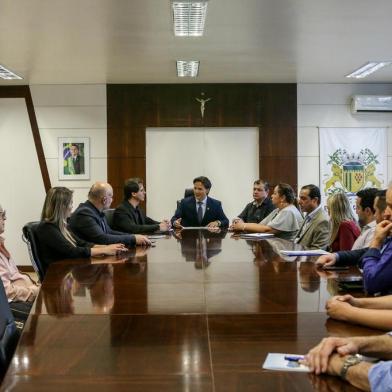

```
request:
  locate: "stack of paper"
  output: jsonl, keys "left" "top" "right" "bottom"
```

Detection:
{"left": 239, "top": 233, "right": 274, "bottom": 239}
{"left": 262, "top": 353, "right": 310, "bottom": 372}
{"left": 279, "top": 249, "right": 329, "bottom": 256}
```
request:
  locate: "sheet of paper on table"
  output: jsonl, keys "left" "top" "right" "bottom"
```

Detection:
{"left": 262, "top": 353, "right": 310, "bottom": 372}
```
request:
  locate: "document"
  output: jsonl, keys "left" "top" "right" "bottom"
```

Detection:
{"left": 279, "top": 249, "right": 329, "bottom": 256}
{"left": 239, "top": 233, "right": 274, "bottom": 239}
{"left": 262, "top": 353, "right": 310, "bottom": 372}
{"left": 181, "top": 227, "right": 212, "bottom": 230}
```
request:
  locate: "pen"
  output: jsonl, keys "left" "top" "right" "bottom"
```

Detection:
{"left": 284, "top": 355, "right": 304, "bottom": 362}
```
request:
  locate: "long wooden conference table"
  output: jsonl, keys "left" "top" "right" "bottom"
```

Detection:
{"left": 1, "top": 230, "right": 382, "bottom": 391}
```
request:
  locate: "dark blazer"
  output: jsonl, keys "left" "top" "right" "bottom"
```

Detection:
{"left": 336, "top": 247, "right": 368, "bottom": 266}
{"left": 171, "top": 196, "right": 229, "bottom": 228}
{"left": 113, "top": 200, "right": 160, "bottom": 234}
{"left": 69, "top": 201, "right": 136, "bottom": 247}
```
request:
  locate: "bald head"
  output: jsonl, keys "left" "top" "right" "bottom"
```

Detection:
{"left": 88, "top": 182, "right": 114, "bottom": 210}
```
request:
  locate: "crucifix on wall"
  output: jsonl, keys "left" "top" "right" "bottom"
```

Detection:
{"left": 195, "top": 92, "right": 211, "bottom": 119}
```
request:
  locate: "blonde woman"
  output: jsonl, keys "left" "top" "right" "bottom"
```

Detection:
{"left": 232, "top": 183, "right": 303, "bottom": 241}
{"left": 36, "top": 187, "right": 126, "bottom": 276}
{"left": 327, "top": 192, "right": 360, "bottom": 252}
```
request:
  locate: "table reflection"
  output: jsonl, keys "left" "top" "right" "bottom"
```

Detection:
{"left": 41, "top": 264, "right": 115, "bottom": 315}
{"left": 176, "top": 229, "right": 226, "bottom": 268}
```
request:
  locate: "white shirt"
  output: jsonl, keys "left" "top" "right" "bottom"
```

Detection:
{"left": 351, "top": 220, "right": 377, "bottom": 250}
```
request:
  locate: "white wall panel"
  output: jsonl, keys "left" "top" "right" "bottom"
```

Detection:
{"left": 298, "top": 83, "right": 392, "bottom": 191}
{"left": 0, "top": 99, "right": 46, "bottom": 265}
{"left": 146, "top": 127, "right": 259, "bottom": 221}
{"left": 298, "top": 157, "right": 319, "bottom": 187}
{"left": 35, "top": 106, "right": 106, "bottom": 129}
{"left": 297, "top": 127, "right": 319, "bottom": 156}
{"left": 30, "top": 84, "right": 106, "bottom": 106}
{"left": 298, "top": 83, "right": 392, "bottom": 105}
{"left": 298, "top": 104, "right": 392, "bottom": 127}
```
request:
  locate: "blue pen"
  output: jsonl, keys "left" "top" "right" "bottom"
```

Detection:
{"left": 284, "top": 355, "right": 304, "bottom": 362}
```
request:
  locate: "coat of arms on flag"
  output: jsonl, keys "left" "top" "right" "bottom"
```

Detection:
{"left": 324, "top": 148, "right": 382, "bottom": 195}
{"left": 320, "top": 128, "right": 387, "bottom": 200}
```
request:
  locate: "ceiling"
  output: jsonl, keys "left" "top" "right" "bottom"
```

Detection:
{"left": 1, "top": 0, "right": 392, "bottom": 85}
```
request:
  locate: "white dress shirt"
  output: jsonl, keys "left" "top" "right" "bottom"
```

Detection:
{"left": 351, "top": 219, "right": 377, "bottom": 250}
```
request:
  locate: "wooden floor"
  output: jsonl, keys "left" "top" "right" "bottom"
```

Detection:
{"left": 1, "top": 230, "right": 379, "bottom": 391}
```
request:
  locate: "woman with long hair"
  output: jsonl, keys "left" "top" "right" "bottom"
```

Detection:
{"left": 36, "top": 187, "right": 126, "bottom": 275}
{"left": 327, "top": 192, "right": 360, "bottom": 252}
{"left": 232, "top": 183, "right": 303, "bottom": 240}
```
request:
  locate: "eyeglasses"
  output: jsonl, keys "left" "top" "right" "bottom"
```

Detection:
{"left": 0, "top": 211, "right": 6, "bottom": 220}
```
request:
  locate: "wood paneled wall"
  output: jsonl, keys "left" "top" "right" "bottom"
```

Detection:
{"left": 107, "top": 84, "right": 297, "bottom": 206}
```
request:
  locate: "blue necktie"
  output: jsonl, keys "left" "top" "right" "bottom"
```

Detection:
{"left": 197, "top": 202, "right": 203, "bottom": 224}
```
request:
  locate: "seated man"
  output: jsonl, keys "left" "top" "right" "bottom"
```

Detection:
{"left": 113, "top": 178, "right": 171, "bottom": 234}
{"left": 0, "top": 205, "right": 40, "bottom": 322}
{"left": 316, "top": 189, "right": 386, "bottom": 268}
{"left": 304, "top": 333, "right": 392, "bottom": 391}
{"left": 69, "top": 182, "right": 150, "bottom": 247}
{"left": 360, "top": 185, "right": 392, "bottom": 295}
{"left": 295, "top": 184, "right": 329, "bottom": 249}
{"left": 232, "top": 180, "right": 274, "bottom": 224}
{"left": 352, "top": 188, "right": 378, "bottom": 250}
{"left": 171, "top": 176, "right": 229, "bottom": 229}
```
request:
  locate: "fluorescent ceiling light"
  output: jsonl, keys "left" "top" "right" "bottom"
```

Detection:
{"left": 346, "top": 61, "right": 392, "bottom": 79}
{"left": 0, "top": 64, "right": 22, "bottom": 80}
{"left": 172, "top": 0, "right": 208, "bottom": 37}
{"left": 176, "top": 60, "right": 199, "bottom": 77}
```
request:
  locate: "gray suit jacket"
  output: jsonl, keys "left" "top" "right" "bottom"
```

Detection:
{"left": 296, "top": 208, "right": 329, "bottom": 250}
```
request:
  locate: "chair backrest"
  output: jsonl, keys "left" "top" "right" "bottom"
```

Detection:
{"left": 0, "top": 280, "right": 17, "bottom": 376}
{"left": 22, "top": 222, "right": 45, "bottom": 282}
{"left": 103, "top": 208, "right": 115, "bottom": 229}
{"left": 184, "top": 188, "right": 194, "bottom": 198}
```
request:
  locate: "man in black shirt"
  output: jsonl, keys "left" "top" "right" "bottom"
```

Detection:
{"left": 113, "top": 178, "right": 171, "bottom": 234}
{"left": 232, "top": 180, "right": 275, "bottom": 225}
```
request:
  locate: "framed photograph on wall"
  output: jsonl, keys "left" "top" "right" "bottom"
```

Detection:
{"left": 58, "top": 137, "right": 90, "bottom": 180}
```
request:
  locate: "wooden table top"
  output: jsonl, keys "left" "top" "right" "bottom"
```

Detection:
{"left": 1, "top": 230, "right": 378, "bottom": 391}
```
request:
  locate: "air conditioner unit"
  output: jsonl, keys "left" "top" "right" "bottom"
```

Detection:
{"left": 351, "top": 95, "right": 392, "bottom": 113}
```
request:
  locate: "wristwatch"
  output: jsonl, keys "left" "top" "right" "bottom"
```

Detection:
{"left": 340, "top": 355, "right": 362, "bottom": 379}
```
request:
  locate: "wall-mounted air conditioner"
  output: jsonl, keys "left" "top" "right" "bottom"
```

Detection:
{"left": 351, "top": 95, "right": 392, "bottom": 114}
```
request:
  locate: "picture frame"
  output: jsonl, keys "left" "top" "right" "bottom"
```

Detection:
{"left": 58, "top": 137, "right": 90, "bottom": 180}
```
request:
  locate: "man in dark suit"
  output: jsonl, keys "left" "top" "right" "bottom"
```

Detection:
{"left": 65, "top": 144, "right": 85, "bottom": 175}
{"left": 171, "top": 176, "right": 229, "bottom": 229}
{"left": 113, "top": 178, "right": 171, "bottom": 234}
{"left": 69, "top": 182, "right": 151, "bottom": 247}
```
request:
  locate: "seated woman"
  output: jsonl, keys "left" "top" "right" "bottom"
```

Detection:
{"left": 327, "top": 192, "right": 360, "bottom": 252}
{"left": 36, "top": 187, "right": 127, "bottom": 276}
{"left": 326, "top": 294, "right": 392, "bottom": 330}
{"left": 0, "top": 204, "right": 40, "bottom": 323}
{"left": 232, "top": 183, "right": 303, "bottom": 240}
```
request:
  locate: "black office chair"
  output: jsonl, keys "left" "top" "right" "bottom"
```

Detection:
{"left": 22, "top": 222, "right": 45, "bottom": 283}
{"left": 176, "top": 188, "right": 194, "bottom": 210}
{"left": 184, "top": 188, "right": 193, "bottom": 198}
{"left": 0, "top": 280, "right": 18, "bottom": 378}
{"left": 103, "top": 208, "right": 115, "bottom": 229}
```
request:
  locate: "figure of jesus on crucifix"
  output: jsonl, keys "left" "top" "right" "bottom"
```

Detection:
{"left": 195, "top": 92, "right": 211, "bottom": 119}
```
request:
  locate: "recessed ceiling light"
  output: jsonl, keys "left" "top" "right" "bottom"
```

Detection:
{"left": 172, "top": 0, "right": 208, "bottom": 37}
{"left": 0, "top": 64, "right": 22, "bottom": 80}
{"left": 346, "top": 61, "right": 392, "bottom": 79}
{"left": 176, "top": 60, "right": 199, "bottom": 77}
